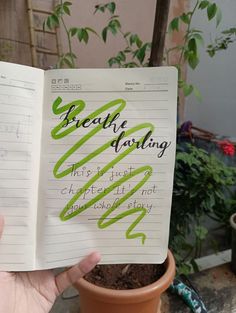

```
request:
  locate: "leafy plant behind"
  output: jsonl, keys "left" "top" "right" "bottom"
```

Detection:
{"left": 95, "top": 1, "right": 223, "bottom": 102}
{"left": 170, "top": 144, "right": 236, "bottom": 274}
{"left": 166, "top": 0, "right": 222, "bottom": 100}
{"left": 207, "top": 27, "right": 236, "bottom": 57}
{"left": 43, "top": 1, "right": 98, "bottom": 68}
{"left": 94, "top": 2, "right": 151, "bottom": 67}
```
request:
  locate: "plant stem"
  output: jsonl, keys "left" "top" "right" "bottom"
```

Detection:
{"left": 60, "top": 0, "right": 75, "bottom": 68}
{"left": 119, "top": 29, "right": 130, "bottom": 47}
{"left": 178, "top": 0, "right": 200, "bottom": 73}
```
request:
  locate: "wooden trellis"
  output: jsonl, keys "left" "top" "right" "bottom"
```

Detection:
{"left": 26, "top": 0, "right": 61, "bottom": 67}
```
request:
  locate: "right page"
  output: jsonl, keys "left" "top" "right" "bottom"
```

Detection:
{"left": 37, "top": 67, "right": 177, "bottom": 269}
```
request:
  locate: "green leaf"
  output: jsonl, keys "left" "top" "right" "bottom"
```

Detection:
{"left": 169, "top": 17, "right": 179, "bottom": 32}
{"left": 117, "top": 51, "right": 126, "bottom": 62}
{"left": 102, "top": 27, "right": 108, "bottom": 42}
{"left": 195, "top": 225, "right": 208, "bottom": 240}
{"left": 180, "top": 13, "right": 190, "bottom": 25}
{"left": 108, "top": 24, "right": 117, "bottom": 35}
{"left": 207, "top": 3, "right": 217, "bottom": 20}
{"left": 82, "top": 29, "right": 89, "bottom": 44}
{"left": 77, "top": 28, "right": 84, "bottom": 41}
{"left": 134, "top": 43, "right": 150, "bottom": 64}
{"left": 124, "top": 62, "right": 139, "bottom": 68}
{"left": 192, "top": 33, "right": 204, "bottom": 46}
{"left": 207, "top": 45, "right": 215, "bottom": 57}
{"left": 109, "top": 19, "right": 121, "bottom": 29}
{"left": 55, "top": 4, "right": 63, "bottom": 16}
{"left": 94, "top": 4, "right": 106, "bottom": 14}
{"left": 124, "top": 32, "right": 131, "bottom": 38}
{"left": 46, "top": 16, "right": 57, "bottom": 29}
{"left": 193, "top": 86, "right": 202, "bottom": 101}
{"left": 85, "top": 27, "right": 99, "bottom": 37}
{"left": 63, "top": 56, "right": 74, "bottom": 68}
{"left": 178, "top": 263, "right": 193, "bottom": 275}
{"left": 136, "top": 36, "right": 143, "bottom": 48}
{"left": 108, "top": 57, "right": 118, "bottom": 67}
{"left": 199, "top": 0, "right": 209, "bottom": 10}
{"left": 63, "top": 4, "right": 71, "bottom": 15}
{"left": 67, "top": 52, "right": 77, "bottom": 59}
{"left": 59, "top": 53, "right": 74, "bottom": 68}
{"left": 64, "top": 1, "right": 72, "bottom": 6}
{"left": 124, "top": 47, "right": 132, "bottom": 53}
{"left": 222, "top": 28, "right": 236, "bottom": 35}
{"left": 183, "top": 84, "right": 194, "bottom": 96}
{"left": 188, "top": 38, "right": 197, "bottom": 55}
{"left": 130, "top": 34, "right": 137, "bottom": 46}
{"left": 70, "top": 27, "right": 78, "bottom": 37}
{"left": 129, "top": 34, "right": 142, "bottom": 47}
{"left": 216, "top": 7, "right": 222, "bottom": 27}
{"left": 50, "top": 14, "right": 60, "bottom": 28}
{"left": 106, "top": 2, "right": 116, "bottom": 14}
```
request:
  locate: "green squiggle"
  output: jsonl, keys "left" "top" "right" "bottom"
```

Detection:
{"left": 51, "top": 97, "right": 155, "bottom": 244}
{"left": 51, "top": 97, "right": 126, "bottom": 141}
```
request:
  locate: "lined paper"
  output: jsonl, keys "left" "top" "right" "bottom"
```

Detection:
{"left": 37, "top": 67, "right": 177, "bottom": 269}
{"left": 0, "top": 62, "right": 44, "bottom": 270}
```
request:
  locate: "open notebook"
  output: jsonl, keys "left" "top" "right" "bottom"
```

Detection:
{"left": 0, "top": 62, "right": 177, "bottom": 271}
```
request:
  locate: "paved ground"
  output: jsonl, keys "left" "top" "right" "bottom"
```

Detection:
{"left": 162, "top": 263, "right": 236, "bottom": 313}
{"left": 50, "top": 263, "right": 236, "bottom": 313}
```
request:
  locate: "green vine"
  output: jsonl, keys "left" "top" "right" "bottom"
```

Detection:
{"left": 166, "top": 0, "right": 222, "bottom": 100}
{"left": 43, "top": 1, "right": 98, "bottom": 68}
{"left": 94, "top": 2, "right": 151, "bottom": 67}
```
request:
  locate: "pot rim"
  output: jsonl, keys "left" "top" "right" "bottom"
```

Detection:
{"left": 74, "top": 249, "right": 175, "bottom": 302}
{"left": 230, "top": 213, "right": 236, "bottom": 230}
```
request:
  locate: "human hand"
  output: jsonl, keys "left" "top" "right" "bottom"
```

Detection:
{"left": 0, "top": 216, "right": 100, "bottom": 313}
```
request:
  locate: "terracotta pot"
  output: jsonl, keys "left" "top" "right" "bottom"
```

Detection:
{"left": 230, "top": 213, "right": 236, "bottom": 274}
{"left": 74, "top": 250, "right": 175, "bottom": 313}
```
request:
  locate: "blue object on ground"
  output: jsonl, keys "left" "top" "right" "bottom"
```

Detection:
{"left": 169, "top": 278, "right": 208, "bottom": 313}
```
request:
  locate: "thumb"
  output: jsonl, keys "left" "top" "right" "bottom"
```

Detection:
{"left": 0, "top": 216, "right": 4, "bottom": 239}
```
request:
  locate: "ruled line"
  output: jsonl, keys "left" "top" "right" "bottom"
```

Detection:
{"left": 0, "top": 83, "right": 35, "bottom": 91}
{"left": 0, "top": 102, "right": 32, "bottom": 109}
{"left": 0, "top": 93, "right": 31, "bottom": 99}
{"left": 45, "top": 252, "right": 161, "bottom": 263}
{"left": 47, "top": 179, "right": 166, "bottom": 183}
{"left": 45, "top": 197, "right": 164, "bottom": 201}
{"left": 46, "top": 245, "right": 161, "bottom": 255}
{"left": 44, "top": 229, "right": 161, "bottom": 236}
{"left": 51, "top": 90, "right": 168, "bottom": 94}
{"left": 0, "top": 112, "right": 32, "bottom": 117}
{"left": 45, "top": 236, "right": 160, "bottom": 245}
{"left": 0, "top": 140, "right": 32, "bottom": 144}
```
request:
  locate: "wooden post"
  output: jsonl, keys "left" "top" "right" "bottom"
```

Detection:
{"left": 149, "top": 0, "right": 171, "bottom": 67}
{"left": 26, "top": 0, "right": 38, "bottom": 67}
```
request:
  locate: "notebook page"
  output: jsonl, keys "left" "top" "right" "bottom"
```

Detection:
{"left": 37, "top": 67, "right": 177, "bottom": 269}
{"left": 0, "top": 62, "right": 44, "bottom": 271}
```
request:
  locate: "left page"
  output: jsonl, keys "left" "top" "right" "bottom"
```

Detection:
{"left": 0, "top": 62, "right": 44, "bottom": 270}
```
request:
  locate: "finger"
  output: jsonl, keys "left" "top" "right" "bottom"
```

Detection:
{"left": 55, "top": 251, "right": 101, "bottom": 295}
{"left": 0, "top": 215, "right": 4, "bottom": 239}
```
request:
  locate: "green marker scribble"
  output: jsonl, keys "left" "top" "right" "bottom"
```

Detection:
{"left": 51, "top": 97, "right": 155, "bottom": 244}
